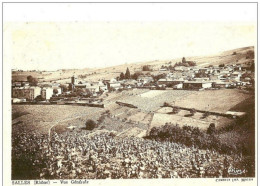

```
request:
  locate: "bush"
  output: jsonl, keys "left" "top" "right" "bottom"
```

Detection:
{"left": 163, "top": 102, "right": 171, "bottom": 107}
{"left": 35, "top": 95, "right": 45, "bottom": 101}
{"left": 187, "top": 61, "right": 196, "bottom": 66}
{"left": 85, "top": 119, "right": 97, "bottom": 130}
{"left": 207, "top": 123, "right": 216, "bottom": 135}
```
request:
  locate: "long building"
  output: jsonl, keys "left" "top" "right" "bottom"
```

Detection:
{"left": 183, "top": 81, "right": 212, "bottom": 90}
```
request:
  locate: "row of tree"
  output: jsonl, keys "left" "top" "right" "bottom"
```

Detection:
{"left": 119, "top": 68, "right": 146, "bottom": 80}
{"left": 146, "top": 123, "right": 248, "bottom": 155}
{"left": 119, "top": 67, "right": 131, "bottom": 80}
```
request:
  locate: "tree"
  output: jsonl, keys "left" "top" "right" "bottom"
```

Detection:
{"left": 131, "top": 72, "right": 143, "bottom": 80}
{"left": 152, "top": 74, "right": 166, "bottom": 82}
{"left": 27, "top": 75, "right": 38, "bottom": 86}
{"left": 125, "top": 67, "right": 131, "bottom": 79}
{"left": 182, "top": 57, "right": 186, "bottom": 63}
{"left": 85, "top": 119, "right": 97, "bottom": 130}
{"left": 207, "top": 123, "right": 216, "bottom": 135}
{"left": 142, "top": 65, "right": 152, "bottom": 71}
{"left": 119, "top": 72, "right": 125, "bottom": 80}
{"left": 53, "top": 89, "right": 58, "bottom": 94}
{"left": 27, "top": 75, "right": 33, "bottom": 82}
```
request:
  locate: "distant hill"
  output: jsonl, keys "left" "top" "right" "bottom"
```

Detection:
{"left": 12, "top": 46, "right": 254, "bottom": 83}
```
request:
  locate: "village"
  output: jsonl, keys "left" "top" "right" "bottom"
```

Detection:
{"left": 11, "top": 56, "right": 254, "bottom": 106}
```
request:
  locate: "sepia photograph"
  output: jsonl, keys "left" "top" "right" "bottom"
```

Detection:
{"left": 2, "top": 2, "right": 257, "bottom": 186}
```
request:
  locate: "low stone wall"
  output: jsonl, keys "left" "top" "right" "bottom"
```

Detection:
{"left": 115, "top": 101, "right": 138, "bottom": 108}
{"left": 12, "top": 102, "right": 104, "bottom": 108}
{"left": 162, "top": 105, "right": 237, "bottom": 118}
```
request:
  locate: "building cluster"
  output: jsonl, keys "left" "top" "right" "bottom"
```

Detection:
{"left": 69, "top": 76, "right": 108, "bottom": 95}
{"left": 11, "top": 62, "right": 254, "bottom": 103}
{"left": 12, "top": 81, "right": 62, "bottom": 103}
{"left": 156, "top": 63, "right": 254, "bottom": 90}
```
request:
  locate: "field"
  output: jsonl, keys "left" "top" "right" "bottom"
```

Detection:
{"left": 174, "top": 89, "right": 252, "bottom": 113}
{"left": 12, "top": 105, "right": 104, "bottom": 134}
{"left": 12, "top": 88, "right": 253, "bottom": 136}
{"left": 12, "top": 103, "right": 151, "bottom": 138}
{"left": 150, "top": 109, "right": 233, "bottom": 131}
{"left": 105, "top": 89, "right": 195, "bottom": 112}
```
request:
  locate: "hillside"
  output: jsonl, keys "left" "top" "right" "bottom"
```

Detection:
{"left": 12, "top": 46, "right": 254, "bottom": 83}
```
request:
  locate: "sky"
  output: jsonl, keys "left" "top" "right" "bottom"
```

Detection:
{"left": 3, "top": 3, "right": 257, "bottom": 71}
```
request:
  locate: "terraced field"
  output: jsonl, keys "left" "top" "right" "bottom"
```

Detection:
{"left": 12, "top": 105, "right": 104, "bottom": 134}
{"left": 150, "top": 112, "right": 233, "bottom": 131}
{"left": 174, "top": 89, "right": 251, "bottom": 113}
{"left": 113, "top": 89, "right": 195, "bottom": 112}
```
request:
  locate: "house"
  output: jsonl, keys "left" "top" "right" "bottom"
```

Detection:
{"left": 182, "top": 71, "right": 195, "bottom": 78}
{"left": 230, "top": 72, "right": 241, "bottom": 81}
{"left": 174, "top": 66, "right": 188, "bottom": 72}
{"left": 173, "top": 83, "right": 183, "bottom": 89}
{"left": 41, "top": 87, "right": 53, "bottom": 100}
{"left": 75, "top": 84, "right": 87, "bottom": 89}
{"left": 99, "top": 84, "right": 108, "bottom": 92}
{"left": 137, "top": 76, "right": 154, "bottom": 84}
{"left": 12, "top": 98, "right": 26, "bottom": 103}
{"left": 12, "top": 86, "right": 41, "bottom": 101}
{"left": 12, "top": 81, "right": 30, "bottom": 87}
{"left": 193, "top": 77, "right": 210, "bottom": 82}
{"left": 183, "top": 81, "right": 212, "bottom": 90}
{"left": 106, "top": 78, "right": 122, "bottom": 90}
{"left": 159, "top": 68, "right": 168, "bottom": 71}
{"left": 212, "top": 81, "right": 230, "bottom": 88}
{"left": 209, "top": 74, "right": 220, "bottom": 80}
{"left": 12, "top": 82, "right": 22, "bottom": 87}
{"left": 86, "top": 86, "right": 99, "bottom": 93}
{"left": 220, "top": 70, "right": 230, "bottom": 75}
{"left": 52, "top": 83, "right": 60, "bottom": 88}
{"left": 199, "top": 68, "right": 208, "bottom": 73}
{"left": 158, "top": 79, "right": 184, "bottom": 86}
